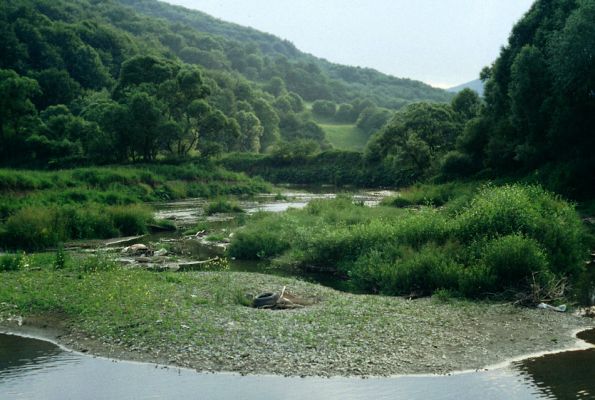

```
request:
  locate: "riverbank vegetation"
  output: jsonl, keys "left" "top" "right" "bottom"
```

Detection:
{"left": 230, "top": 184, "right": 589, "bottom": 301}
{"left": 0, "top": 164, "right": 269, "bottom": 250}
{"left": 0, "top": 0, "right": 592, "bottom": 300}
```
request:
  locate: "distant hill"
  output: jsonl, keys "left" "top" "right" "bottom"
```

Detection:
{"left": 0, "top": 0, "right": 453, "bottom": 167}
{"left": 120, "top": 0, "right": 453, "bottom": 108}
{"left": 447, "top": 79, "right": 484, "bottom": 96}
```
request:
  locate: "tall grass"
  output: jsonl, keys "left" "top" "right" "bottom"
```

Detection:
{"left": 1, "top": 204, "right": 152, "bottom": 250}
{"left": 0, "top": 164, "right": 270, "bottom": 249}
{"left": 230, "top": 185, "right": 588, "bottom": 299}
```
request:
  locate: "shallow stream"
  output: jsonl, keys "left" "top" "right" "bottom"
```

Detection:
{"left": 0, "top": 330, "right": 594, "bottom": 399}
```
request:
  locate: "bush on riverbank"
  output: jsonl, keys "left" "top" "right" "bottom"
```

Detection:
{"left": 229, "top": 185, "right": 588, "bottom": 298}
{"left": 0, "top": 204, "right": 153, "bottom": 250}
{"left": 0, "top": 164, "right": 269, "bottom": 250}
{"left": 221, "top": 151, "right": 398, "bottom": 187}
{"left": 205, "top": 199, "right": 244, "bottom": 215}
{"left": 382, "top": 181, "right": 479, "bottom": 211}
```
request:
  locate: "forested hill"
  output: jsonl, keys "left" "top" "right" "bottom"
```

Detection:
{"left": 0, "top": 0, "right": 451, "bottom": 168}
{"left": 119, "top": 0, "right": 452, "bottom": 108}
{"left": 447, "top": 0, "right": 595, "bottom": 197}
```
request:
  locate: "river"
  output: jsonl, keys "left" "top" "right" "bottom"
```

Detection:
{"left": 3, "top": 186, "right": 594, "bottom": 399}
{"left": 0, "top": 330, "right": 594, "bottom": 400}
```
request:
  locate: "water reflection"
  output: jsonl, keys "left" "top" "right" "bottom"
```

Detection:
{"left": 1, "top": 331, "right": 594, "bottom": 400}
{"left": 0, "top": 333, "right": 79, "bottom": 382}
{"left": 513, "top": 329, "right": 595, "bottom": 400}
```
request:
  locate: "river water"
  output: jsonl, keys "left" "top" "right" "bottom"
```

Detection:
{"left": 0, "top": 330, "right": 594, "bottom": 400}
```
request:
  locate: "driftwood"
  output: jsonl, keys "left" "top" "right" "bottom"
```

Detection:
{"left": 177, "top": 257, "right": 220, "bottom": 271}
{"left": 257, "top": 286, "right": 315, "bottom": 310}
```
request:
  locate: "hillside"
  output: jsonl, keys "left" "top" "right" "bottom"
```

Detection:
{"left": 447, "top": 79, "right": 484, "bottom": 96}
{"left": 0, "top": 0, "right": 451, "bottom": 168}
{"left": 119, "top": 0, "right": 453, "bottom": 108}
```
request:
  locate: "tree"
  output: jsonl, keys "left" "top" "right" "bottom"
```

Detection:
{"left": 356, "top": 106, "right": 392, "bottom": 136}
{"left": 81, "top": 92, "right": 130, "bottom": 162}
{"left": 124, "top": 90, "right": 167, "bottom": 161}
{"left": 311, "top": 100, "right": 336, "bottom": 118}
{"left": 0, "top": 69, "right": 40, "bottom": 153}
{"left": 450, "top": 88, "right": 481, "bottom": 121}
{"left": 157, "top": 66, "right": 211, "bottom": 156}
{"left": 31, "top": 68, "right": 82, "bottom": 110}
{"left": 236, "top": 111, "right": 263, "bottom": 152}
{"left": 335, "top": 103, "right": 356, "bottom": 123}
{"left": 265, "top": 76, "right": 286, "bottom": 97}
{"left": 252, "top": 98, "right": 280, "bottom": 151}
{"left": 365, "top": 102, "right": 461, "bottom": 181}
{"left": 116, "top": 55, "right": 179, "bottom": 94}
{"left": 549, "top": 0, "right": 595, "bottom": 160}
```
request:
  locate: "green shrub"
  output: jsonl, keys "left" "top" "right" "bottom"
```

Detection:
{"left": 479, "top": 234, "right": 549, "bottom": 290}
{"left": 107, "top": 205, "right": 152, "bottom": 236}
{"left": 53, "top": 245, "right": 68, "bottom": 270}
{"left": 349, "top": 244, "right": 462, "bottom": 295}
{"left": 0, "top": 253, "right": 26, "bottom": 272}
{"left": 383, "top": 182, "right": 478, "bottom": 208}
{"left": 206, "top": 199, "right": 244, "bottom": 215}
{"left": 4, "top": 207, "right": 66, "bottom": 249}
{"left": 1, "top": 204, "right": 153, "bottom": 250}
{"left": 455, "top": 185, "right": 586, "bottom": 277}
{"left": 440, "top": 151, "right": 475, "bottom": 178}
{"left": 229, "top": 227, "right": 290, "bottom": 260}
{"left": 231, "top": 184, "right": 588, "bottom": 299}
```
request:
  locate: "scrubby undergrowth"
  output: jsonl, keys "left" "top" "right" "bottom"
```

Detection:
{"left": 229, "top": 184, "right": 588, "bottom": 300}
{"left": 0, "top": 164, "right": 269, "bottom": 250}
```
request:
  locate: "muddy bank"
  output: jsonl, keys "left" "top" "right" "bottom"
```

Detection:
{"left": 1, "top": 272, "right": 593, "bottom": 377}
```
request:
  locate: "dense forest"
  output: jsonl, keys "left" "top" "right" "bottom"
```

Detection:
{"left": 443, "top": 0, "right": 595, "bottom": 197}
{"left": 0, "top": 0, "right": 592, "bottom": 194}
{"left": 0, "top": 0, "right": 450, "bottom": 168}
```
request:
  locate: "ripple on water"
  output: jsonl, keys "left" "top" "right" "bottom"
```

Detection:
{"left": 2, "top": 331, "right": 595, "bottom": 400}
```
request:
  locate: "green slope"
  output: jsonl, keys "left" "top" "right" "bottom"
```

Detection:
{"left": 320, "top": 124, "right": 369, "bottom": 152}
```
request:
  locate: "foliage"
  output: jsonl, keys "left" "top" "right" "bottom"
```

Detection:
{"left": 229, "top": 185, "right": 588, "bottom": 299}
{"left": 223, "top": 150, "right": 396, "bottom": 187}
{"left": 382, "top": 181, "right": 479, "bottom": 210}
{"left": 205, "top": 199, "right": 244, "bottom": 215}
{"left": 0, "top": 0, "right": 452, "bottom": 168}
{"left": 0, "top": 253, "right": 28, "bottom": 272}
{"left": 365, "top": 102, "right": 463, "bottom": 182}
{"left": 453, "top": 0, "right": 595, "bottom": 198}
{"left": 0, "top": 164, "right": 269, "bottom": 250}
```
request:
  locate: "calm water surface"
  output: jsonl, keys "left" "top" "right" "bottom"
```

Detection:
{"left": 1, "top": 330, "right": 594, "bottom": 400}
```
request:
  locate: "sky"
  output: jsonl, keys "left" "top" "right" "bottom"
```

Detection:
{"left": 163, "top": 0, "right": 535, "bottom": 88}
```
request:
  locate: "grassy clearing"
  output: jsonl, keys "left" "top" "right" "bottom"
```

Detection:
{"left": 0, "top": 164, "right": 269, "bottom": 250}
{"left": 0, "top": 260, "right": 591, "bottom": 376}
{"left": 319, "top": 123, "right": 369, "bottom": 152}
{"left": 230, "top": 184, "right": 589, "bottom": 301}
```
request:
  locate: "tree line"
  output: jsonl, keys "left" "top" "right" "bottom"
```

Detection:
{"left": 361, "top": 0, "right": 594, "bottom": 197}
{"left": 0, "top": 0, "right": 453, "bottom": 167}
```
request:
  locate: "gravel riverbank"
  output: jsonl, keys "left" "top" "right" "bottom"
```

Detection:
{"left": 1, "top": 272, "right": 593, "bottom": 377}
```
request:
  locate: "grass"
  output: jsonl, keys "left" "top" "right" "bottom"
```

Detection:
{"left": 319, "top": 123, "right": 369, "bottom": 152}
{"left": 382, "top": 181, "right": 481, "bottom": 211}
{"left": 205, "top": 199, "right": 244, "bottom": 215}
{"left": 0, "top": 164, "right": 270, "bottom": 250}
{"left": 0, "top": 204, "right": 153, "bottom": 250}
{"left": 229, "top": 184, "right": 589, "bottom": 300}
{"left": 0, "top": 258, "right": 590, "bottom": 376}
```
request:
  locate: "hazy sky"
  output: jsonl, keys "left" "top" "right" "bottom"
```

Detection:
{"left": 164, "top": 0, "right": 534, "bottom": 88}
